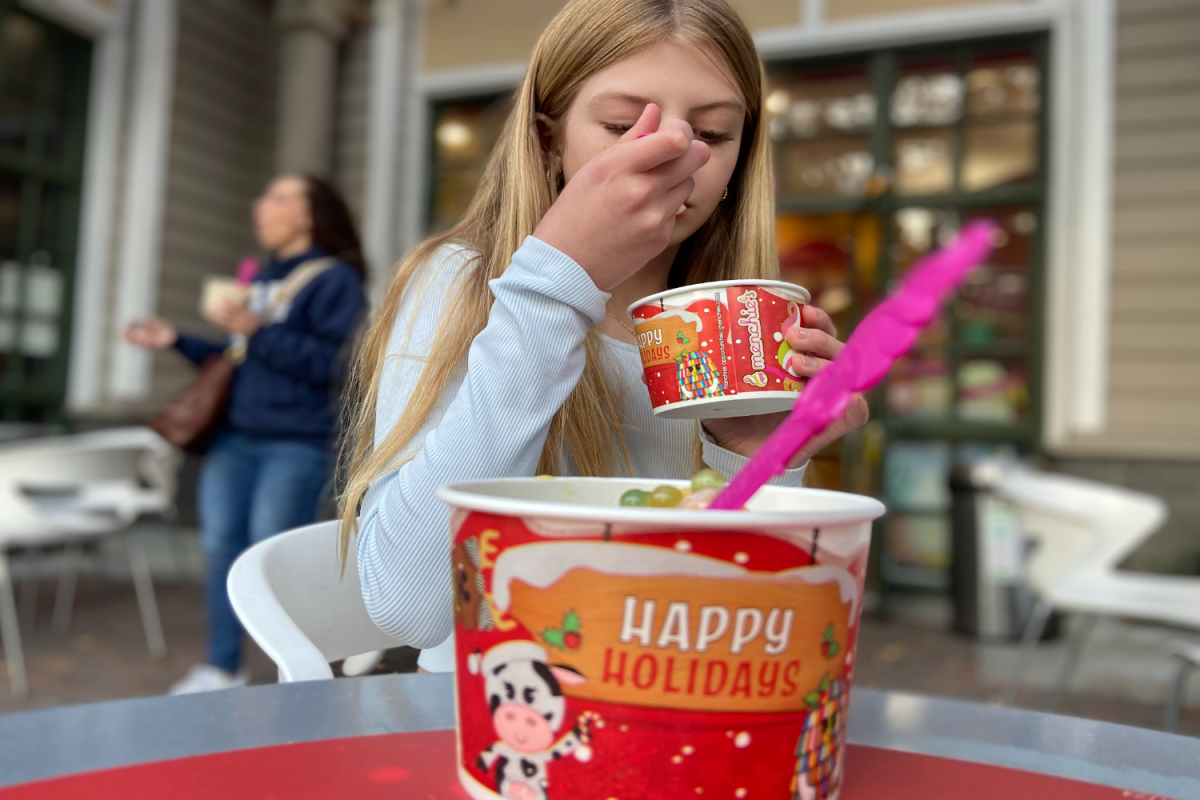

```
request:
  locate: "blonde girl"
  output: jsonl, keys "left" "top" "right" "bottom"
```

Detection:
{"left": 340, "top": 0, "right": 868, "bottom": 672}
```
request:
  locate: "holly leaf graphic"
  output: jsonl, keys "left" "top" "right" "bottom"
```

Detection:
{"left": 563, "top": 609, "right": 581, "bottom": 633}
{"left": 676, "top": 330, "right": 690, "bottom": 344}
{"left": 823, "top": 623, "right": 835, "bottom": 642}
{"left": 542, "top": 629, "right": 566, "bottom": 650}
{"left": 819, "top": 674, "right": 830, "bottom": 693}
{"left": 825, "top": 641, "right": 840, "bottom": 659}
{"left": 804, "top": 691, "right": 821, "bottom": 709}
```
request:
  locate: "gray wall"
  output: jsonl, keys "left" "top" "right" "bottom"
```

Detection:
{"left": 1050, "top": 457, "right": 1200, "bottom": 575}
{"left": 334, "top": 18, "right": 370, "bottom": 228}
{"left": 150, "top": 0, "right": 278, "bottom": 408}
{"left": 1089, "top": 0, "right": 1200, "bottom": 458}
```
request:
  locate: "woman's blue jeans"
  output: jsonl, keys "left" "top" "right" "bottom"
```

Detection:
{"left": 198, "top": 431, "right": 331, "bottom": 673}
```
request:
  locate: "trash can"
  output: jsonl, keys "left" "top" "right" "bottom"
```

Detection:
{"left": 950, "top": 459, "right": 1052, "bottom": 640}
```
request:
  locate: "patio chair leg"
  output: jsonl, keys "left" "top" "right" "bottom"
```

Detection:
{"left": 1164, "top": 659, "right": 1196, "bottom": 734}
{"left": 1049, "top": 614, "right": 1097, "bottom": 712}
{"left": 52, "top": 543, "right": 84, "bottom": 631}
{"left": 125, "top": 533, "right": 167, "bottom": 658}
{"left": 1002, "top": 600, "right": 1052, "bottom": 707}
{"left": 18, "top": 552, "right": 39, "bottom": 638}
{"left": 0, "top": 553, "right": 29, "bottom": 698}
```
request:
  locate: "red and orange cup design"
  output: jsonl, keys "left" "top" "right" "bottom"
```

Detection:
{"left": 440, "top": 477, "right": 883, "bottom": 800}
{"left": 627, "top": 280, "right": 812, "bottom": 419}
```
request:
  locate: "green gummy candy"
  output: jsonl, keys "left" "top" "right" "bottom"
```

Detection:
{"left": 649, "top": 486, "right": 684, "bottom": 508}
{"left": 691, "top": 468, "right": 726, "bottom": 492}
{"left": 620, "top": 489, "right": 651, "bottom": 507}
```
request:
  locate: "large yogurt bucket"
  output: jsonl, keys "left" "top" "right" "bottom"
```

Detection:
{"left": 627, "top": 280, "right": 812, "bottom": 420}
{"left": 437, "top": 477, "right": 885, "bottom": 800}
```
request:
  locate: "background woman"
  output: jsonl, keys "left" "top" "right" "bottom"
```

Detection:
{"left": 127, "top": 174, "right": 367, "bottom": 693}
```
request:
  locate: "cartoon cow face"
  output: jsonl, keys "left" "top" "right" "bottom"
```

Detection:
{"left": 476, "top": 642, "right": 585, "bottom": 754}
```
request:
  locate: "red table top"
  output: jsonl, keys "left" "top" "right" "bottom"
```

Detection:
{"left": 0, "top": 729, "right": 1137, "bottom": 800}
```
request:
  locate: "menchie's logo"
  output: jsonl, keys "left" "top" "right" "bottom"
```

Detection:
{"left": 737, "top": 290, "right": 766, "bottom": 371}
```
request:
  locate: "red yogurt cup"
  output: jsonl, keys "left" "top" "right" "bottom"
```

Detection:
{"left": 439, "top": 477, "right": 884, "bottom": 800}
{"left": 627, "top": 280, "right": 812, "bottom": 419}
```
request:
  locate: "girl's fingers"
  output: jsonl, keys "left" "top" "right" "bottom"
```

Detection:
{"left": 846, "top": 393, "right": 870, "bottom": 427}
{"left": 618, "top": 103, "right": 661, "bottom": 144}
{"left": 662, "top": 175, "right": 697, "bottom": 218}
{"left": 652, "top": 139, "right": 710, "bottom": 189}
{"left": 625, "top": 118, "right": 695, "bottom": 173}
{"left": 785, "top": 325, "right": 844, "bottom": 360}
{"left": 801, "top": 304, "right": 838, "bottom": 338}
{"left": 785, "top": 352, "right": 831, "bottom": 377}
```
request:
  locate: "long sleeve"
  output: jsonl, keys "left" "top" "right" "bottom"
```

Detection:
{"left": 245, "top": 266, "right": 365, "bottom": 385}
{"left": 700, "top": 425, "right": 808, "bottom": 487}
{"left": 174, "top": 333, "right": 226, "bottom": 366}
{"left": 356, "top": 237, "right": 608, "bottom": 649}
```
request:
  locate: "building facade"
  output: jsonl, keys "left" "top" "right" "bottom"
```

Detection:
{"left": 1, "top": 0, "right": 1196, "bottom": 576}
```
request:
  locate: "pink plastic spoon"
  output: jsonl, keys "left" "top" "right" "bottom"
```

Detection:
{"left": 708, "top": 220, "right": 997, "bottom": 511}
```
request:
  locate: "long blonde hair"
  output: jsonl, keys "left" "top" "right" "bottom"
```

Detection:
{"left": 338, "top": 0, "right": 778, "bottom": 563}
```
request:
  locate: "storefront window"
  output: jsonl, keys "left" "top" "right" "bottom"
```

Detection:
{"left": 767, "top": 36, "right": 1047, "bottom": 593}
{"left": 428, "top": 94, "right": 513, "bottom": 233}
{"left": 767, "top": 63, "right": 876, "bottom": 200}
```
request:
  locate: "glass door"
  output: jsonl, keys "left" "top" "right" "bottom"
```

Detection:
{"left": 0, "top": 1, "right": 91, "bottom": 422}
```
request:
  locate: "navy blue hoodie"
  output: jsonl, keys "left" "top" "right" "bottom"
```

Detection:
{"left": 175, "top": 247, "right": 366, "bottom": 447}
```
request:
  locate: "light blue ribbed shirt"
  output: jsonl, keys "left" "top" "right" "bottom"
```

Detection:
{"left": 356, "top": 237, "right": 806, "bottom": 671}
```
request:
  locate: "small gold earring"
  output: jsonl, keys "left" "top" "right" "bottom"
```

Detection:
{"left": 546, "top": 168, "right": 552, "bottom": 186}
{"left": 722, "top": 186, "right": 729, "bottom": 201}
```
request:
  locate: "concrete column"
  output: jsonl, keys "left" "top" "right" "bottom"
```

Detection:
{"left": 273, "top": 0, "right": 348, "bottom": 177}
{"left": 363, "top": 0, "right": 417, "bottom": 299}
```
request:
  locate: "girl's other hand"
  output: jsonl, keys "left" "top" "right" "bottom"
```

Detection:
{"left": 533, "top": 103, "right": 711, "bottom": 292}
{"left": 702, "top": 305, "right": 869, "bottom": 467}
{"left": 123, "top": 318, "right": 178, "bottom": 350}
{"left": 780, "top": 305, "right": 843, "bottom": 381}
{"left": 203, "top": 300, "right": 262, "bottom": 337}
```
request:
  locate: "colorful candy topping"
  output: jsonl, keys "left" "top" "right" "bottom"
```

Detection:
{"left": 618, "top": 470, "right": 727, "bottom": 509}
{"left": 649, "top": 486, "right": 685, "bottom": 507}
{"left": 690, "top": 469, "right": 726, "bottom": 492}
{"left": 619, "top": 489, "right": 651, "bottom": 507}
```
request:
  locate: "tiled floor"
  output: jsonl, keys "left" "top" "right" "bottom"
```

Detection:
{"left": 0, "top": 525, "right": 1196, "bottom": 739}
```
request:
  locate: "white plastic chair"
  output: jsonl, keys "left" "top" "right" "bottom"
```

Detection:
{"left": 1165, "top": 639, "right": 1199, "bottom": 733}
{"left": 227, "top": 520, "right": 405, "bottom": 682}
{"left": 0, "top": 427, "right": 179, "bottom": 696}
{"left": 995, "top": 465, "right": 1200, "bottom": 712}
{"left": 43, "top": 427, "right": 180, "bottom": 640}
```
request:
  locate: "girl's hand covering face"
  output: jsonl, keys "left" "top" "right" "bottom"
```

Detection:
{"left": 701, "top": 305, "right": 870, "bottom": 468}
{"left": 533, "top": 103, "right": 710, "bottom": 292}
